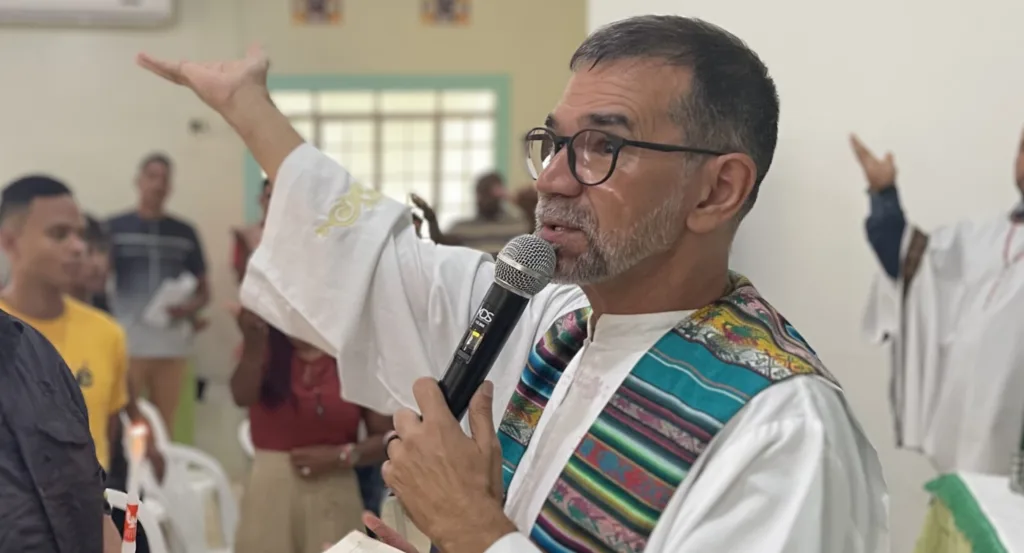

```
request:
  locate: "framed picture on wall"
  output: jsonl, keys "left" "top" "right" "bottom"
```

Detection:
{"left": 292, "top": 0, "right": 342, "bottom": 25}
{"left": 421, "top": 0, "right": 470, "bottom": 26}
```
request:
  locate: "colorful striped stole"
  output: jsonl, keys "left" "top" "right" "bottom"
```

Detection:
{"left": 496, "top": 273, "right": 837, "bottom": 552}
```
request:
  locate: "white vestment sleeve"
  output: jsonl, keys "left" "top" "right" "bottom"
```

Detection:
{"left": 240, "top": 143, "right": 494, "bottom": 414}
{"left": 661, "top": 418, "right": 874, "bottom": 552}
{"left": 860, "top": 226, "right": 912, "bottom": 345}
{"left": 861, "top": 221, "right": 973, "bottom": 454}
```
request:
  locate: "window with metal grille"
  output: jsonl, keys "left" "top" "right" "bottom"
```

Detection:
{"left": 269, "top": 89, "right": 498, "bottom": 230}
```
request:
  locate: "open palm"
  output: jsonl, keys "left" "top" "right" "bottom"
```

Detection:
{"left": 849, "top": 134, "right": 897, "bottom": 192}
{"left": 136, "top": 45, "right": 270, "bottom": 112}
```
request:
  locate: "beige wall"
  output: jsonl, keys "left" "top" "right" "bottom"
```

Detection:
{"left": 0, "top": 0, "right": 585, "bottom": 474}
{"left": 0, "top": 0, "right": 586, "bottom": 387}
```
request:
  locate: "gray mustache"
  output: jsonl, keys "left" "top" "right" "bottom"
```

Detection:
{"left": 535, "top": 199, "right": 595, "bottom": 232}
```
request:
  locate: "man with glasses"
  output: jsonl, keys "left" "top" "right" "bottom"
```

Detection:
{"left": 139, "top": 15, "right": 887, "bottom": 553}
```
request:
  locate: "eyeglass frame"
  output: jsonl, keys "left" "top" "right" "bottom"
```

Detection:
{"left": 523, "top": 126, "right": 728, "bottom": 187}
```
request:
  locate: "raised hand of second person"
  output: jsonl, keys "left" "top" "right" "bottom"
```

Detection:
{"left": 849, "top": 134, "right": 897, "bottom": 192}
{"left": 409, "top": 193, "right": 460, "bottom": 245}
{"left": 409, "top": 194, "right": 438, "bottom": 226}
{"left": 136, "top": 44, "right": 270, "bottom": 114}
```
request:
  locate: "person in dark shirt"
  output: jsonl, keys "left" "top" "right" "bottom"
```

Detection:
{"left": 0, "top": 307, "right": 120, "bottom": 552}
{"left": 107, "top": 153, "right": 210, "bottom": 433}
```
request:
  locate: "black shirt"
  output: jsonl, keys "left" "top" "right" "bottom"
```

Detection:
{"left": 0, "top": 309, "right": 105, "bottom": 553}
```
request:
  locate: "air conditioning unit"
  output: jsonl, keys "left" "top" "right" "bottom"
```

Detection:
{"left": 0, "top": 0, "right": 173, "bottom": 28}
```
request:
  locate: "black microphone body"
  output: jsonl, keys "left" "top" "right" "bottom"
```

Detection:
{"left": 439, "top": 282, "right": 528, "bottom": 420}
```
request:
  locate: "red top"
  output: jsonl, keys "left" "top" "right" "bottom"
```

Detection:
{"left": 249, "top": 353, "right": 363, "bottom": 451}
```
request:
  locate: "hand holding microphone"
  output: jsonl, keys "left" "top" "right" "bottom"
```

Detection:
{"left": 380, "top": 235, "right": 555, "bottom": 551}
{"left": 438, "top": 234, "right": 557, "bottom": 419}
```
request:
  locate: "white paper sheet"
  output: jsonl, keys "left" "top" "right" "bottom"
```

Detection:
{"left": 325, "top": 531, "right": 406, "bottom": 553}
{"left": 380, "top": 496, "right": 432, "bottom": 552}
{"left": 141, "top": 272, "right": 198, "bottom": 328}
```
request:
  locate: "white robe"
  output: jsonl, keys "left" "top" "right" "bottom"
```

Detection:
{"left": 863, "top": 213, "right": 1024, "bottom": 475}
{"left": 242, "top": 143, "right": 890, "bottom": 552}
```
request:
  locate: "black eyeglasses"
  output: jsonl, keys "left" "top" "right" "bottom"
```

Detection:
{"left": 524, "top": 127, "right": 727, "bottom": 186}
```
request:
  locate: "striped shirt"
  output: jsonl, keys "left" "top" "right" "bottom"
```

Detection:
{"left": 107, "top": 212, "right": 206, "bottom": 358}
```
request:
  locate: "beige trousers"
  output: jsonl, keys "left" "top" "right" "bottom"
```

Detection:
{"left": 128, "top": 357, "right": 187, "bottom": 431}
{"left": 235, "top": 450, "right": 365, "bottom": 553}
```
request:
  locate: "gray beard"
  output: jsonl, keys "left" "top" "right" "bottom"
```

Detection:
{"left": 537, "top": 188, "right": 690, "bottom": 286}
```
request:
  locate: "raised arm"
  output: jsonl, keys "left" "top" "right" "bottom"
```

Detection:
{"left": 137, "top": 47, "right": 496, "bottom": 413}
{"left": 137, "top": 46, "right": 300, "bottom": 184}
{"left": 850, "top": 134, "right": 928, "bottom": 286}
{"left": 230, "top": 308, "right": 268, "bottom": 407}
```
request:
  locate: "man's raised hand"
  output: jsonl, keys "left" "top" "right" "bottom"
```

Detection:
{"left": 850, "top": 134, "right": 897, "bottom": 193}
{"left": 136, "top": 44, "right": 270, "bottom": 114}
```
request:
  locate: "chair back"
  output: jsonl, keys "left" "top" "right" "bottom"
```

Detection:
{"left": 238, "top": 419, "right": 254, "bottom": 458}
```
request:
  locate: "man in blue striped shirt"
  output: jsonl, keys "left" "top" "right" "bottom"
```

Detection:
{"left": 107, "top": 153, "right": 210, "bottom": 433}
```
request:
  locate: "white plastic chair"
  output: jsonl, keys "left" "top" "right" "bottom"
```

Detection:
{"left": 131, "top": 400, "right": 220, "bottom": 504}
{"left": 123, "top": 399, "right": 238, "bottom": 553}
{"left": 119, "top": 410, "right": 171, "bottom": 527}
{"left": 238, "top": 419, "right": 254, "bottom": 459}
{"left": 165, "top": 444, "right": 238, "bottom": 552}
{"left": 135, "top": 400, "right": 171, "bottom": 448}
{"left": 105, "top": 488, "right": 170, "bottom": 553}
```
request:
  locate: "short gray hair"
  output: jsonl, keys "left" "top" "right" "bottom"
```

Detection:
{"left": 571, "top": 16, "right": 779, "bottom": 216}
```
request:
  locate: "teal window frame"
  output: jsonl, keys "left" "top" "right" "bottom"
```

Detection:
{"left": 242, "top": 74, "right": 511, "bottom": 223}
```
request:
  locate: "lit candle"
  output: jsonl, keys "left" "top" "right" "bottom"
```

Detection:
{"left": 121, "top": 424, "right": 148, "bottom": 553}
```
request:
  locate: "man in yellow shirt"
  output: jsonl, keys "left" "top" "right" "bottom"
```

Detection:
{"left": 0, "top": 175, "right": 131, "bottom": 471}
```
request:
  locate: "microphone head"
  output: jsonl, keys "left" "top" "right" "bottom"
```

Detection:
{"left": 495, "top": 234, "right": 556, "bottom": 297}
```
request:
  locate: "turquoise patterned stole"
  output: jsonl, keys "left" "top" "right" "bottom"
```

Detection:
{"left": 497, "top": 307, "right": 590, "bottom": 492}
{"left": 496, "top": 273, "right": 837, "bottom": 552}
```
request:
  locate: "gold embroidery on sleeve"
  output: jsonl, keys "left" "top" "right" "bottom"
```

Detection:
{"left": 315, "top": 183, "right": 382, "bottom": 237}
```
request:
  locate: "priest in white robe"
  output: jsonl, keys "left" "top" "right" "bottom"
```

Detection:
{"left": 854, "top": 132, "right": 1024, "bottom": 475}
{"left": 141, "top": 16, "right": 888, "bottom": 553}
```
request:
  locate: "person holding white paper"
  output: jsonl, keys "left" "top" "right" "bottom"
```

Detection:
{"left": 139, "top": 15, "right": 888, "bottom": 553}
{"left": 853, "top": 132, "right": 1024, "bottom": 475}
{"left": 107, "top": 153, "right": 210, "bottom": 432}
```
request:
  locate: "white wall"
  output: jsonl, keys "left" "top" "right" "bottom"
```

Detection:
{"left": 586, "top": 2, "right": 1024, "bottom": 552}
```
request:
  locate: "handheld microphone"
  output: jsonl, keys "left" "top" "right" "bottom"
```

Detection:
{"left": 439, "top": 234, "right": 557, "bottom": 420}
